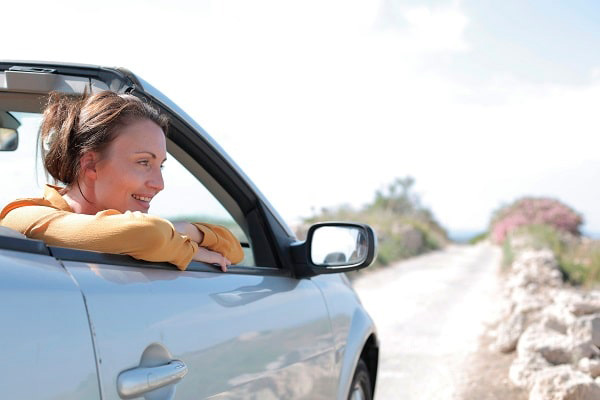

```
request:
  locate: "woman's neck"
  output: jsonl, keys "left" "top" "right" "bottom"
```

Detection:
{"left": 62, "top": 183, "right": 99, "bottom": 214}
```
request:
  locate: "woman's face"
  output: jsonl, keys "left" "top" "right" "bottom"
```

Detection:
{"left": 92, "top": 119, "right": 167, "bottom": 213}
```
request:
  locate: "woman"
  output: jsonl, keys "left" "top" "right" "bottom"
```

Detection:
{"left": 0, "top": 91, "right": 243, "bottom": 271}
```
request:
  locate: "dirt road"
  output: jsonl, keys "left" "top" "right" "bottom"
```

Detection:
{"left": 352, "top": 243, "right": 502, "bottom": 399}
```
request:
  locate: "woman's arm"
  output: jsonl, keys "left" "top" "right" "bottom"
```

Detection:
{"left": 171, "top": 221, "right": 204, "bottom": 243}
{"left": 171, "top": 221, "right": 244, "bottom": 267}
{"left": 1, "top": 205, "right": 198, "bottom": 270}
{"left": 171, "top": 222, "right": 231, "bottom": 271}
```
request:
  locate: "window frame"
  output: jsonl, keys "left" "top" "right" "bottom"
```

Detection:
{"left": 47, "top": 245, "right": 287, "bottom": 276}
{"left": 141, "top": 91, "right": 287, "bottom": 271}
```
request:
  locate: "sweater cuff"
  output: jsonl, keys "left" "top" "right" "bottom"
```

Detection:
{"left": 191, "top": 223, "right": 244, "bottom": 264}
{"left": 194, "top": 224, "right": 219, "bottom": 248}
{"left": 172, "top": 240, "right": 198, "bottom": 271}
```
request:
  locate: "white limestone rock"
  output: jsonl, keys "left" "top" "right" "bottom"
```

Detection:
{"left": 568, "top": 293, "right": 600, "bottom": 317}
{"left": 510, "top": 352, "right": 552, "bottom": 389}
{"left": 496, "top": 311, "right": 526, "bottom": 353}
{"left": 518, "top": 324, "right": 573, "bottom": 365}
{"left": 578, "top": 358, "right": 600, "bottom": 379}
{"left": 528, "top": 365, "right": 600, "bottom": 400}
{"left": 568, "top": 315, "right": 600, "bottom": 363}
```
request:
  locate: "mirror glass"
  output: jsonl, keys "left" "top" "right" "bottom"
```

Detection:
{"left": 311, "top": 226, "right": 368, "bottom": 266}
{"left": 0, "top": 128, "right": 18, "bottom": 151}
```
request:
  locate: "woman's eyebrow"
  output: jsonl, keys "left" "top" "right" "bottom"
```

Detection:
{"left": 134, "top": 151, "right": 167, "bottom": 162}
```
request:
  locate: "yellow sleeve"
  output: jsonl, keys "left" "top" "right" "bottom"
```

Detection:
{"left": 191, "top": 223, "right": 244, "bottom": 264}
{"left": 1, "top": 206, "right": 198, "bottom": 270}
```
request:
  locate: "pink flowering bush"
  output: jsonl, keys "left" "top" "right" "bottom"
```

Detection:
{"left": 490, "top": 197, "right": 583, "bottom": 244}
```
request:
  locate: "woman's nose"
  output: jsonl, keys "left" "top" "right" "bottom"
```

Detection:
{"left": 148, "top": 169, "right": 165, "bottom": 191}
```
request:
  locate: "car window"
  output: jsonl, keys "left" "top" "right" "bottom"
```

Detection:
{"left": 0, "top": 111, "right": 254, "bottom": 266}
{"left": 150, "top": 151, "right": 254, "bottom": 265}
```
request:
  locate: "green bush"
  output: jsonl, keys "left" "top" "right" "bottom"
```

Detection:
{"left": 301, "top": 176, "right": 448, "bottom": 269}
{"left": 502, "top": 237, "right": 514, "bottom": 269}
{"left": 506, "top": 224, "right": 600, "bottom": 287}
{"left": 468, "top": 231, "right": 488, "bottom": 245}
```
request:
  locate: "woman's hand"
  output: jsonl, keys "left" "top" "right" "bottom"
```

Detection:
{"left": 193, "top": 247, "right": 231, "bottom": 272}
{"left": 172, "top": 221, "right": 233, "bottom": 271}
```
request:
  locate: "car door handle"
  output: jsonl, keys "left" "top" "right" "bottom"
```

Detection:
{"left": 117, "top": 360, "right": 188, "bottom": 399}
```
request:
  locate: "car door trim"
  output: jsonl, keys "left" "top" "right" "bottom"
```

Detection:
{"left": 48, "top": 246, "right": 290, "bottom": 277}
{"left": 0, "top": 236, "right": 50, "bottom": 255}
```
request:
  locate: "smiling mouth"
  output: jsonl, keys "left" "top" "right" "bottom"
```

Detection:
{"left": 132, "top": 194, "right": 152, "bottom": 202}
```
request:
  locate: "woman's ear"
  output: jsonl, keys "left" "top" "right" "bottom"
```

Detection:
{"left": 80, "top": 151, "right": 100, "bottom": 180}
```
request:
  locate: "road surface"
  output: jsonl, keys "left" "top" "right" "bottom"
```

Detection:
{"left": 352, "top": 243, "right": 502, "bottom": 399}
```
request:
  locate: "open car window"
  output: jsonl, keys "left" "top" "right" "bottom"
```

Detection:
{"left": 148, "top": 142, "right": 254, "bottom": 266}
{"left": 0, "top": 110, "right": 256, "bottom": 267}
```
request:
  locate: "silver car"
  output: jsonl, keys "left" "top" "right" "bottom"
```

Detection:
{"left": 0, "top": 61, "right": 378, "bottom": 400}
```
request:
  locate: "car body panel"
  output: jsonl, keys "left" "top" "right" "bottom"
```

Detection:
{"left": 311, "top": 274, "right": 378, "bottom": 400}
{"left": 0, "top": 248, "right": 100, "bottom": 400}
{"left": 62, "top": 260, "right": 338, "bottom": 399}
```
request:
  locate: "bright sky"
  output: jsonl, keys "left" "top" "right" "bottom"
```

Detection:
{"left": 4, "top": 0, "right": 600, "bottom": 234}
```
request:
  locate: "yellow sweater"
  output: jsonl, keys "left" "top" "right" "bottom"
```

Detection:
{"left": 0, "top": 185, "right": 244, "bottom": 270}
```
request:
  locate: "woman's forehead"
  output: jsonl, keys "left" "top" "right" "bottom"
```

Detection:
{"left": 110, "top": 119, "right": 167, "bottom": 155}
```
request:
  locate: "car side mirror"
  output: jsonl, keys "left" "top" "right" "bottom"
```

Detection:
{"left": 291, "top": 222, "right": 377, "bottom": 278}
{"left": 0, "top": 111, "right": 20, "bottom": 151}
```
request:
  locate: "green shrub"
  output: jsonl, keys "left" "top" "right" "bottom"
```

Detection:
{"left": 504, "top": 224, "right": 600, "bottom": 287}
{"left": 502, "top": 237, "right": 514, "bottom": 269}
{"left": 301, "top": 176, "right": 448, "bottom": 269}
{"left": 468, "top": 231, "right": 488, "bottom": 245}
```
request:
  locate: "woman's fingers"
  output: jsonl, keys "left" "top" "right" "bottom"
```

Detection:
{"left": 194, "top": 247, "right": 230, "bottom": 272}
{"left": 218, "top": 256, "right": 232, "bottom": 272}
{"left": 222, "top": 257, "right": 232, "bottom": 272}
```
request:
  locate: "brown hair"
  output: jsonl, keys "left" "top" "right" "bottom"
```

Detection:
{"left": 40, "top": 90, "right": 169, "bottom": 185}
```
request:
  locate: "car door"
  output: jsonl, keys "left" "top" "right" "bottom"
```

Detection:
{"left": 0, "top": 233, "right": 101, "bottom": 400}
{"left": 57, "top": 256, "right": 336, "bottom": 399}
{"left": 51, "top": 145, "right": 337, "bottom": 399}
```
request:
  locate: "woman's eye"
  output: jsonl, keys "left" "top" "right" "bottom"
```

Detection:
{"left": 138, "top": 160, "right": 150, "bottom": 167}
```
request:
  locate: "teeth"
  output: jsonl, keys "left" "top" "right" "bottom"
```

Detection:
{"left": 132, "top": 195, "right": 152, "bottom": 202}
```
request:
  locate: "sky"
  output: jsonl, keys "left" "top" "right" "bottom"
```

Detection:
{"left": 3, "top": 0, "right": 600, "bottom": 234}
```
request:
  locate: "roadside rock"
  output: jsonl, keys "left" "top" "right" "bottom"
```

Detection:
{"left": 569, "top": 295, "right": 600, "bottom": 316}
{"left": 578, "top": 358, "right": 600, "bottom": 378}
{"left": 497, "top": 246, "right": 600, "bottom": 398}
{"left": 528, "top": 365, "right": 600, "bottom": 400}
{"left": 496, "top": 250, "right": 563, "bottom": 353}
{"left": 508, "top": 249, "right": 563, "bottom": 289}
{"left": 540, "top": 302, "right": 575, "bottom": 333}
{"left": 496, "top": 311, "right": 526, "bottom": 353}
{"left": 509, "top": 351, "right": 552, "bottom": 389}
{"left": 517, "top": 323, "right": 572, "bottom": 365}
{"left": 568, "top": 315, "right": 600, "bottom": 363}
